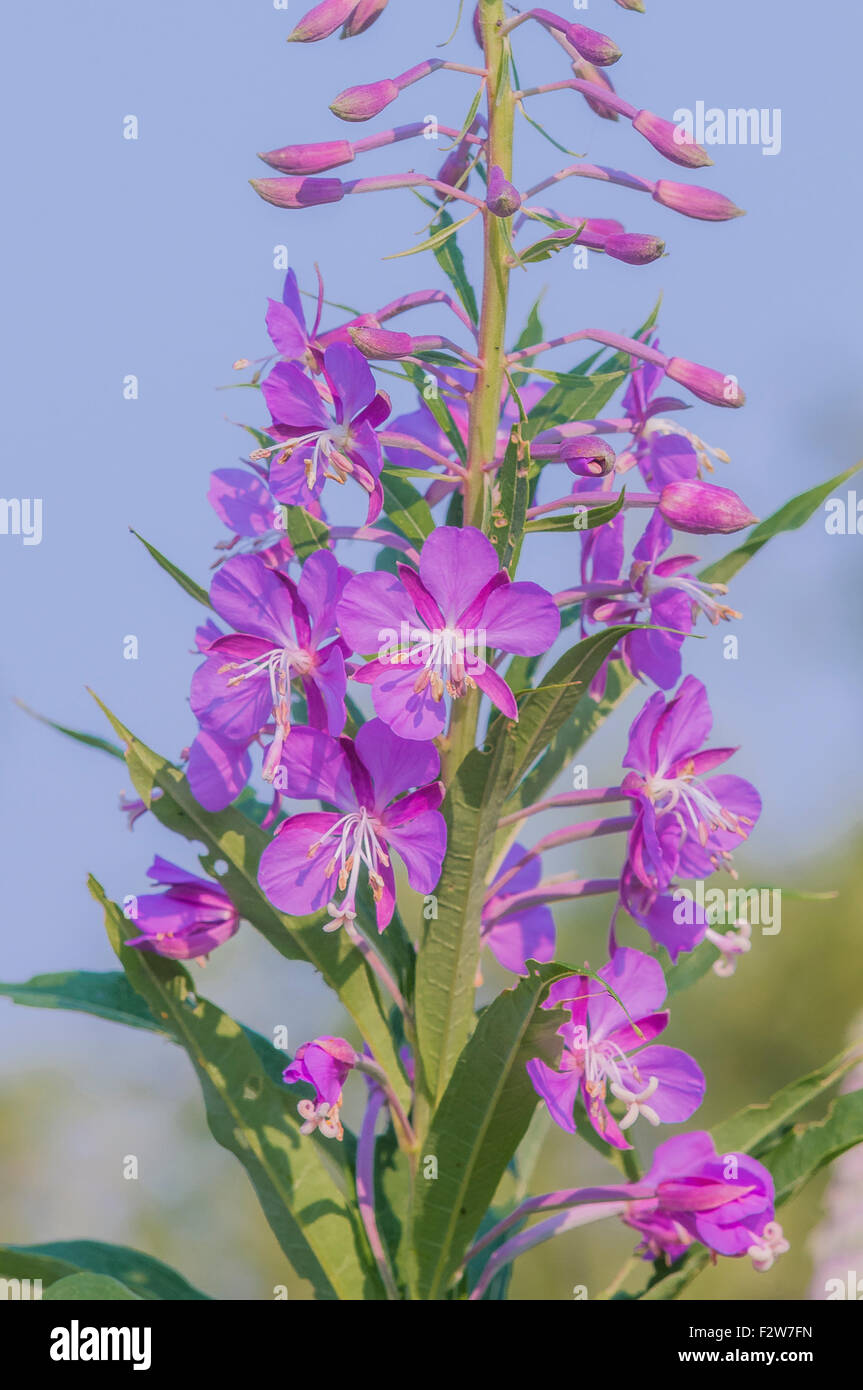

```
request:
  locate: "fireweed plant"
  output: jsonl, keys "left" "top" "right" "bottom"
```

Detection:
{"left": 7, "top": 0, "right": 863, "bottom": 1303}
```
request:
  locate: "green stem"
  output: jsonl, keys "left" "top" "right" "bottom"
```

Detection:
{"left": 442, "top": 0, "right": 514, "bottom": 786}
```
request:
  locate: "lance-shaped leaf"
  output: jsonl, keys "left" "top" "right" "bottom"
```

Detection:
{"left": 0, "top": 970, "right": 165, "bottom": 1035}
{"left": 13, "top": 700, "right": 124, "bottom": 760}
{"left": 91, "top": 877, "right": 379, "bottom": 1302}
{"left": 410, "top": 960, "right": 571, "bottom": 1300}
{"left": 88, "top": 694, "right": 412, "bottom": 1112}
{"left": 700, "top": 459, "right": 863, "bottom": 585}
{"left": 401, "top": 361, "right": 467, "bottom": 463}
{"left": 711, "top": 1043, "right": 863, "bottom": 1158}
{"left": 525, "top": 488, "right": 626, "bottom": 535}
{"left": 130, "top": 530, "right": 212, "bottom": 609}
{"left": 282, "top": 505, "right": 330, "bottom": 561}
{"left": 0, "top": 1241, "right": 211, "bottom": 1301}
{"left": 414, "top": 727, "right": 518, "bottom": 1108}
{"left": 44, "top": 1274, "right": 142, "bottom": 1301}
{"left": 489, "top": 423, "right": 530, "bottom": 574}
{"left": 524, "top": 370, "right": 627, "bottom": 441}
{"left": 381, "top": 473, "right": 435, "bottom": 545}
{"left": 430, "top": 208, "right": 480, "bottom": 324}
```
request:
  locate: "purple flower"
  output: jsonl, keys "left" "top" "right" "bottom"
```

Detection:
{"left": 264, "top": 268, "right": 320, "bottom": 368}
{"left": 527, "top": 947, "right": 704, "bottom": 1147}
{"left": 622, "top": 1131, "right": 788, "bottom": 1270}
{"left": 190, "top": 550, "right": 350, "bottom": 795}
{"left": 283, "top": 1035, "right": 359, "bottom": 1141}
{"left": 621, "top": 675, "right": 761, "bottom": 895}
{"left": 261, "top": 343, "right": 391, "bottom": 521}
{"left": 124, "top": 857, "right": 239, "bottom": 960}
{"left": 481, "top": 843, "right": 556, "bottom": 974}
{"left": 337, "top": 526, "right": 561, "bottom": 741}
{"left": 258, "top": 718, "right": 446, "bottom": 932}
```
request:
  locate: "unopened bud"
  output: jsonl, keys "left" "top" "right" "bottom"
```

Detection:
{"left": 330, "top": 78, "right": 400, "bottom": 122}
{"left": 533, "top": 10, "right": 621, "bottom": 65}
{"left": 632, "top": 110, "right": 712, "bottom": 169}
{"left": 487, "top": 164, "right": 522, "bottom": 217}
{"left": 249, "top": 177, "right": 346, "bottom": 209}
{"left": 604, "top": 232, "right": 665, "bottom": 265}
{"left": 258, "top": 139, "right": 355, "bottom": 175}
{"left": 288, "top": 0, "right": 355, "bottom": 43}
{"left": 349, "top": 326, "right": 414, "bottom": 359}
{"left": 665, "top": 357, "right": 745, "bottom": 408}
{"left": 652, "top": 180, "right": 744, "bottom": 222}
{"left": 659, "top": 480, "right": 758, "bottom": 535}
{"left": 341, "top": 0, "right": 389, "bottom": 37}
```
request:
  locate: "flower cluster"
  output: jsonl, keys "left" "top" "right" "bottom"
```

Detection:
{"left": 112, "top": 0, "right": 797, "bottom": 1298}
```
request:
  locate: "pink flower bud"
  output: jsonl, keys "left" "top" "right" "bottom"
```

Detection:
{"left": 665, "top": 357, "right": 745, "bottom": 408}
{"left": 652, "top": 180, "right": 745, "bottom": 222}
{"left": 533, "top": 11, "right": 621, "bottom": 65}
{"left": 249, "top": 177, "right": 346, "bottom": 209}
{"left": 604, "top": 232, "right": 665, "bottom": 265}
{"left": 341, "top": 0, "right": 389, "bottom": 36}
{"left": 330, "top": 78, "right": 400, "bottom": 122}
{"left": 257, "top": 140, "right": 355, "bottom": 175}
{"left": 632, "top": 110, "right": 712, "bottom": 168}
{"left": 349, "top": 326, "right": 414, "bottom": 359}
{"left": 288, "top": 0, "right": 355, "bottom": 43}
{"left": 659, "top": 480, "right": 758, "bottom": 535}
{"left": 573, "top": 62, "right": 620, "bottom": 122}
{"left": 531, "top": 434, "right": 616, "bottom": 477}
{"left": 472, "top": 4, "right": 483, "bottom": 47}
{"left": 564, "top": 21, "right": 622, "bottom": 66}
{"left": 487, "top": 165, "right": 522, "bottom": 217}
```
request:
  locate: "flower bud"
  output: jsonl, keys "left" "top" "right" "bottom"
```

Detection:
{"left": 349, "top": 326, "right": 414, "bottom": 359}
{"left": 659, "top": 480, "right": 758, "bottom": 535}
{"left": 632, "top": 110, "right": 712, "bottom": 168}
{"left": 288, "top": 0, "right": 355, "bottom": 42}
{"left": 562, "top": 438, "right": 617, "bottom": 476}
{"left": 564, "top": 21, "right": 622, "bottom": 66}
{"left": 341, "top": 0, "right": 389, "bottom": 37}
{"left": 665, "top": 357, "right": 745, "bottom": 408}
{"left": 472, "top": 4, "right": 483, "bottom": 47}
{"left": 531, "top": 433, "right": 616, "bottom": 476}
{"left": 533, "top": 10, "right": 621, "bottom": 65}
{"left": 652, "top": 179, "right": 744, "bottom": 222}
{"left": 487, "top": 164, "right": 522, "bottom": 217}
{"left": 330, "top": 78, "right": 400, "bottom": 122}
{"left": 604, "top": 232, "right": 665, "bottom": 265}
{"left": 614, "top": 0, "right": 646, "bottom": 11}
{"left": 573, "top": 61, "right": 620, "bottom": 122}
{"left": 250, "top": 177, "right": 346, "bottom": 209}
{"left": 436, "top": 137, "right": 475, "bottom": 197}
{"left": 258, "top": 139, "right": 355, "bottom": 175}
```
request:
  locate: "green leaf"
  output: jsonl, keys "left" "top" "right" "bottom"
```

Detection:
{"left": 130, "top": 530, "right": 212, "bottom": 609}
{"left": 430, "top": 209, "right": 480, "bottom": 323}
{"left": 525, "top": 488, "right": 626, "bottom": 534}
{"left": 44, "top": 1273, "right": 142, "bottom": 1301}
{"left": 524, "top": 371, "right": 627, "bottom": 442}
{"left": 13, "top": 700, "right": 124, "bottom": 760}
{"left": 410, "top": 960, "right": 571, "bottom": 1300}
{"left": 0, "top": 1241, "right": 210, "bottom": 1300}
{"left": 91, "top": 878, "right": 379, "bottom": 1301}
{"left": 700, "top": 460, "right": 863, "bottom": 585}
{"left": 499, "top": 626, "right": 638, "bottom": 800}
{"left": 384, "top": 213, "right": 477, "bottom": 262}
{"left": 414, "top": 729, "right": 517, "bottom": 1108}
{"left": 489, "top": 424, "right": 530, "bottom": 574}
{"left": 515, "top": 229, "right": 581, "bottom": 265}
{"left": 400, "top": 363, "right": 468, "bottom": 465}
{"left": 711, "top": 1044, "right": 863, "bottom": 1158}
{"left": 381, "top": 474, "right": 435, "bottom": 546}
{"left": 88, "top": 694, "right": 412, "bottom": 1114}
{"left": 283, "top": 506, "right": 330, "bottom": 562}
{"left": 765, "top": 1090, "right": 863, "bottom": 1204}
{"left": 0, "top": 970, "right": 165, "bottom": 1035}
